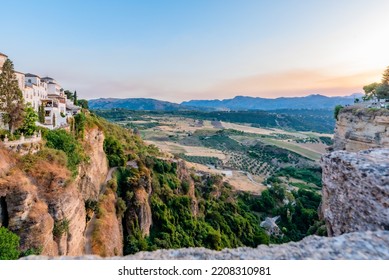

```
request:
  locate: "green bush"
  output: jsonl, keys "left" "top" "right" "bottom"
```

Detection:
{"left": 74, "top": 112, "right": 86, "bottom": 139}
{"left": 0, "top": 227, "right": 20, "bottom": 260}
{"left": 53, "top": 219, "right": 70, "bottom": 238}
{"left": 334, "top": 105, "right": 344, "bottom": 120}
{"left": 116, "top": 197, "right": 127, "bottom": 218}
{"left": 103, "top": 136, "right": 126, "bottom": 167}
{"left": 45, "top": 129, "right": 85, "bottom": 177}
{"left": 19, "top": 246, "right": 42, "bottom": 257}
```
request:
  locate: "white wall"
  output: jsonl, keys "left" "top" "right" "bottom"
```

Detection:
{"left": 0, "top": 55, "right": 7, "bottom": 69}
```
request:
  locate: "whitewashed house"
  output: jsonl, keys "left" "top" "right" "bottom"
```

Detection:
{"left": 1, "top": 51, "right": 80, "bottom": 131}
{"left": 24, "top": 73, "right": 48, "bottom": 111}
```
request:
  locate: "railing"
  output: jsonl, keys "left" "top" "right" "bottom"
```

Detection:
{"left": 2, "top": 132, "right": 42, "bottom": 146}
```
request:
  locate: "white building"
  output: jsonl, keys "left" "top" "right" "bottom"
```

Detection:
{"left": 1, "top": 51, "right": 81, "bottom": 130}
{"left": 0, "top": 52, "right": 7, "bottom": 68}
{"left": 24, "top": 73, "right": 48, "bottom": 111}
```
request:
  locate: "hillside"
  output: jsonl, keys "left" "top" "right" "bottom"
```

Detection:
{"left": 89, "top": 94, "right": 361, "bottom": 112}
{"left": 89, "top": 98, "right": 190, "bottom": 111}
{"left": 182, "top": 94, "right": 362, "bottom": 110}
{"left": 94, "top": 109, "right": 335, "bottom": 133}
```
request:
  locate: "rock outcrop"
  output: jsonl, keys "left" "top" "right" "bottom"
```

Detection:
{"left": 76, "top": 127, "right": 108, "bottom": 201}
{"left": 333, "top": 107, "right": 389, "bottom": 152}
{"left": 22, "top": 230, "right": 389, "bottom": 260}
{"left": 124, "top": 168, "right": 153, "bottom": 237}
{"left": 0, "top": 126, "right": 109, "bottom": 256}
{"left": 90, "top": 189, "right": 123, "bottom": 257}
{"left": 176, "top": 160, "right": 198, "bottom": 216}
{"left": 0, "top": 170, "right": 58, "bottom": 255}
{"left": 321, "top": 149, "right": 389, "bottom": 236}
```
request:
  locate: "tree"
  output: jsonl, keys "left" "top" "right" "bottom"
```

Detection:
{"left": 77, "top": 99, "right": 89, "bottom": 109}
{"left": 0, "top": 59, "right": 25, "bottom": 133}
{"left": 52, "top": 112, "right": 56, "bottom": 127}
{"left": 0, "top": 227, "right": 20, "bottom": 260}
{"left": 18, "top": 103, "right": 38, "bottom": 136}
{"left": 73, "top": 90, "right": 78, "bottom": 105}
{"left": 64, "top": 90, "right": 74, "bottom": 101}
{"left": 382, "top": 66, "right": 389, "bottom": 85}
{"left": 375, "top": 84, "right": 389, "bottom": 99}
{"left": 363, "top": 82, "right": 379, "bottom": 98}
{"left": 38, "top": 103, "right": 45, "bottom": 123}
{"left": 334, "top": 105, "right": 343, "bottom": 120}
{"left": 103, "top": 136, "right": 126, "bottom": 167}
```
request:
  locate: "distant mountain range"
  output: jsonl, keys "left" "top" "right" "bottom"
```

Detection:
{"left": 89, "top": 98, "right": 186, "bottom": 111}
{"left": 89, "top": 94, "right": 363, "bottom": 111}
{"left": 181, "top": 94, "right": 363, "bottom": 111}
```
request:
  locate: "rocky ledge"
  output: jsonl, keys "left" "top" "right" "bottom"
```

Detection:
{"left": 321, "top": 149, "right": 389, "bottom": 236}
{"left": 22, "top": 231, "right": 389, "bottom": 260}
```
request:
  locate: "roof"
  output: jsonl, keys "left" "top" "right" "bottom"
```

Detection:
{"left": 14, "top": 70, "right": 25, "bottom": 75}
{"left": 25, "top": 73, "right": 41, "bottom": 78}
{"left": 41, "top": 76, "right": 54, "bottom": 80}
{"left": 0, "top": 52, "right": 8, "bottom": 57}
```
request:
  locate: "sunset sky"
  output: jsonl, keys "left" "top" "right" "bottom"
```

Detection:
{"left": 1, "top": 0, "right": 389, "bottom": 102}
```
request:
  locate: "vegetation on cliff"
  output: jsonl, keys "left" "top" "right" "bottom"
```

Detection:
{"left": 363, "top": 66, "right": 389, "bottom": 100}
{"left": 115, "top": 159, "right": 269, "bottom": 254}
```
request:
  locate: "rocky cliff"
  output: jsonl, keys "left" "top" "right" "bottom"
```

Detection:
{"left": 76, "top": 128, "right": 108, "bottom": 200}
{"left": 323, "top": 107, "right": 389, "bottom": 236}
{"left": 332, "top": 107, "right": 389, "bottom": 152}
{"left": 0, "top": 126, "right": 109, "bottom": 256}
{"left": 321, "top": 149, "right": 389, "bottom": 236}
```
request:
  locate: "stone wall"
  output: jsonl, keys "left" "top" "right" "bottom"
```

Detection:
{"left": 22, "top": 231, "right": 389, "bottom": 260}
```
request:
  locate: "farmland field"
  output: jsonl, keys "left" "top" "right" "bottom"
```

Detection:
{"left": 95, "top": 109, "right": 332, "bottom": 194}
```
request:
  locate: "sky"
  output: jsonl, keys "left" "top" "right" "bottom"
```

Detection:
{"left": 1, "top": 0, "right": 389, "bottom": 102}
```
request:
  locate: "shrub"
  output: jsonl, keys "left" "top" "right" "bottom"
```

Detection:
{"left": 53, "top": 219, "right": 70, "bottom": 238}
{"left": 0, "top": 227, "right": 20, "bottom": 260}
{"left": 116, "top": 197, "right": 127, "bottom": 218}
{"left": 74, "top": 112, "right": 86, "bottom": 139}
{"left": 334, "top": 105, "right": 344, "bottom": 120}
{"left": 45, "top": 129, "right": 85, "bottom": 176}
{"left": 103, "top": 136, "right": 126, "bottom": 167}
{"left": 19, "top": 246, "right": 42, "bottom": 257}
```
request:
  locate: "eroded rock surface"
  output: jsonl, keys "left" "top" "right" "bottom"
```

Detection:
{"left": 321, "top": 149, "right": 389, "bottom": 236}
{"left": 76, "top": 128, "right": 108, "bottom": 201}
{"left": 333, "top": 107, "right": 389, "bottom": 152}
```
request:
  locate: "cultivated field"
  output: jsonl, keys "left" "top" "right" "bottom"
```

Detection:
{"left": 112, "top": 113, "right": 331, "bottom": 193}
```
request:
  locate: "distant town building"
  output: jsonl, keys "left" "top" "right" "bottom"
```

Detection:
{"left": 0, "top": 52, "right": 81, "bottom": 130}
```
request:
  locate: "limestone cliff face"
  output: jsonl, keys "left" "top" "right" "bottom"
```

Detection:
{"left": 124, "top": 169, "right": 153, "bottom": 237}
{"left": 0, "top": 126, "right": 109, "bottom": 256}
{"left": 91, "top": 189, "right": 123, "bottom": 257}
{"left": 333, "top": 107, "right": 389, "bottom": 152}
{"left": 0, "top": 170, "right": 58, "bottom": 255}
{"left": 176, "top": 160, "right": 198, "bottom": 216}
{"left": 76, "top": 127, "right": 109, "bottom": 201}
{"left": 324, "top": 107, "right": 389, "bottom": 236}
{"left": 321, "top": 149, "right": 389, "bottom": 236}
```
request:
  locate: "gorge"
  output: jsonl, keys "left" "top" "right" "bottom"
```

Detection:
{"left": 1, "top": 107, "right": 388, "bottom": 259}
